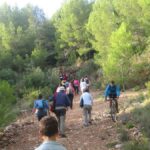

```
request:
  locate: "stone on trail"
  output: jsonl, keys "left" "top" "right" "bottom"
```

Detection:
{"left": 115, "top": 144, "right": 123, "bottom": 149}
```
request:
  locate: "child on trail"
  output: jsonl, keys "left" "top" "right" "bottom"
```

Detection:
{"left": 80, "top": 88, "right": 93, "bottom": 126}
{"left": 35, "top": 116, "right": 67, "bottom": 150}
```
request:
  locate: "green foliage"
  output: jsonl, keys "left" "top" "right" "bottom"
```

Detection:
{"left": 76, "top": 60, "right": 98, "bottom": 79}
{"left": 24, "top": 67, "right": 45, "bottom": 88}
{"left": 0, "top": 69, "right": 17, "bottom": 84}
{"left": 46, "top": 68, "right": 60, "bottom": 91}
{"left": 0, "top": 80, "right": 17, "bottom": 127}
{"left": 88, "top": 0, "right": 150, "bottom": 87}
{"left": 123, "top": 138, "right": 150, "bottom": 150}
{"left": 52, "top": 0, "right": 93, "bottom": 64}
{"left": 22, "top": 87, "right": 52, "bottom": 109}
{"left": 106, "top": 141, "right": 118, "bottom": 148}
{"left": 126, "top": 122, "right": 134, "bottom": 129}
{"left": 22, "top": 89, "right": 39, "bottom": 108}
{"left": 103, "top": 23, "right": 132, "bottom": 86}
{"left": 132, "top": 102, "right": 150, "bottom": 137}
{"left": 31, "top": 48, "right": 48, "bottom": 67}
{"left": 118, "top": 127, "right": 130, "bottom": 142}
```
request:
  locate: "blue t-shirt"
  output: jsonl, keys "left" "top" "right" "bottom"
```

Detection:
{"left": 34, "top": 99, "right": 49, "bottom": 111}
{"left": 35, "top": 141, "right": 67, "bottom": 150}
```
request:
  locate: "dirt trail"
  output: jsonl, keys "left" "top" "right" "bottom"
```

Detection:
{"left": 2, "top": 90, "right": 137, "bottom": 150}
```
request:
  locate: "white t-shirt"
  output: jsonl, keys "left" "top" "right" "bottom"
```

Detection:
{"left": 80, "top": 81, "right": 87, "bottom": 91}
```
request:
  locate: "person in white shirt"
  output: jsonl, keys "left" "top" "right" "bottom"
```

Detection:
{"left": 80, "top": 78, "right": 87, "bottom": 93}
{"left": 80, "top": 88, "right": 93, "bottom": 126}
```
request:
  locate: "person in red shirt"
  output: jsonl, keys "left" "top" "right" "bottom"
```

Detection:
{"left": 73, "top": 79, "right": 80, "bottom": 94}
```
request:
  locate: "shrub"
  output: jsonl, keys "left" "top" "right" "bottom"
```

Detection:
{"left": 22, "top": 87, "right": 52, "bottom": 109}
{"left": 126, "top": 121, "right": 134, "bottom": 129}
{"left": 24, "top": 67, "right": 45, "bottom": 88}
{"left": 0, "top": 80, "right": 17, "bottom": 127}
{"left": 46, "top": 68, "right": 60, "bottom": 91}
{"left": 118, "top": 127, "right": 130, "bottom": 142}
{"left": 76, "top": 60, "right": 99, "bottom": 79}
{"left": 0, "top": 69, "right": 17, "bottom": 84}
{"left": 22, "top": 89, "right": 39, "bottom": 109}
{"left": 123, "top": 138, "right": 149, "bottom": 150}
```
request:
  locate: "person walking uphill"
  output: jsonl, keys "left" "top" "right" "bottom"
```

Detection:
{"left": 55, "top": 86, "right": 70, "bottom": 138}
{"left": 33, "top": 94, "right": 50, "bottom": 121}
{"left": 80, "top": 88, "right": 93, "bottom": 126}
{"left": 35, "top": 116, "right": 67, "bottom": 150}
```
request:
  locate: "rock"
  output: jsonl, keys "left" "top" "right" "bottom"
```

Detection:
{"left": 120, "top": 114, "right": 130, "bottom": 124}
{"left": 102, "top": 113, "right": 110, "bottom": 118}
{"left": 0, "top": 132, "right": 4, "bottom": 139}
{"left": 2, "top": 137, "right": 8, "bottom": 141}
{"left": 115, "top": 144, "right": 123, "bottom": 149}
{"left": 101, "top": 136, "right": 105, "bottom": 140}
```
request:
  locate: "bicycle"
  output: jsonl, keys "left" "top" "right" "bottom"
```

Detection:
{"left": 110, "top": 98, "right": 117, "bottom": 122}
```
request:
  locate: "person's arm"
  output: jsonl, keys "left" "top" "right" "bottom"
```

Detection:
{"left": 116, "top": 85, "right": 120, "bottom": 98}
{"left": 32, "top": 101, "right": 37, "bottom": 113}
{"left": 104, "top": 85, "right": 110, "bottom": 101}
{"left": 65, "top": 95, "right": 71, "bottom": 108}
{"left": 45, "top": 100, "right": 50, "bottom": 116}
{"left": 90, "top": 94, "right": 93, "bottom": 105}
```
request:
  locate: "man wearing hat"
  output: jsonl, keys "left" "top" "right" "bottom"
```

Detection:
{"left": 55, "top": 86, "right": 70, "bottom": 138}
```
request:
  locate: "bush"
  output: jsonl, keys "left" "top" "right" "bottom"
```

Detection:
{"left": 22, "top": 87, "right": 52, "bottom": 109}
{"left": 24, "top": 67, "right": 45, "bottom": 88}
{"left": 123, "top": 138, "right": 150, "bottom": 150}
{"left": 46, "top": 68, "right": 60, "bottom": 91}
{"left": 76, "top": 60, "right": 99, "bottom": 79}
{"left": 0, "top": 80, "right": 17, "bottom": 127}
{"left": 118, "top": 127, "right": 130, "bottom": 142}
{"left": 22, "top": 89, "right": 39, "bottom": 109}
{"left": 132, "top": 103, "right": 150, "bottom": 138}
{"left": 0, "top": 69, "right": 17, "bottom": 84}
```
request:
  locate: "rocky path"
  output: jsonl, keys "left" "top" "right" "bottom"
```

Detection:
{"left": 0, "top": 90, "right": 138, "bottom": 150}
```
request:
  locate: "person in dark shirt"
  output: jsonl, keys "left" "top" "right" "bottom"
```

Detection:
{"left": 55, "top": 86, "right": 70, "bottom": 138}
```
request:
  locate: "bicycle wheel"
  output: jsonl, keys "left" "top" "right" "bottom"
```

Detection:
{"left": 110, "top": 100, "right": 117, "bottom": 122}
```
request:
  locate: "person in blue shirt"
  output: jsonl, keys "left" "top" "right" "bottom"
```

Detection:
{"left": 104, "top": 81, "right": 120, "bottom": 113}
{"left": 35, "top": 116, "right": 67, "bottom": 150}
{"left": 33, "top": 94, "right": 50, "bottom": 121}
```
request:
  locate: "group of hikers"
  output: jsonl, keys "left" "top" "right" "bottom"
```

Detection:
{"left": 33, "top": 73, "right": 120, "bottom": 150}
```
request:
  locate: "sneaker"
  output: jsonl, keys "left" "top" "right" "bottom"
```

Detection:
{"left": 116, "top": 109, "right": 119, "bottom": 113}
{"left": 83, "top": 123, "right": 89, "bottom": 127}
{"left": 89, "top": 121, "right": 92, "bottom": 125}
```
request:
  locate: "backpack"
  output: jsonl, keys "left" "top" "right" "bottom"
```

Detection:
{"left": 109, "top": 85, "right": 116, "bottom": 95}
{"left": 86, "top": 79, "right": 89, "bottom": 84}
{"left": 37, "top": 100, "right": 46, "bottom": 110}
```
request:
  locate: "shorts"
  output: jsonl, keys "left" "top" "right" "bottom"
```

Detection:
{"left": 109, "top": 94, "right": 117, "bottom": 99}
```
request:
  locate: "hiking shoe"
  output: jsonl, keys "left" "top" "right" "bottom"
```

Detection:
{"left": 83, "top": 124, "right": 89, "bottom": 127}
{"left": 89, "top": 121, "right": 92, "bottom": 125}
